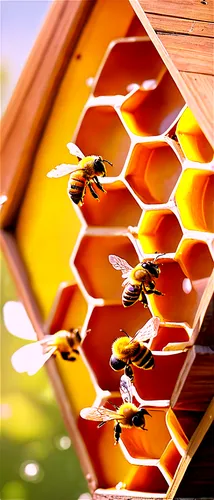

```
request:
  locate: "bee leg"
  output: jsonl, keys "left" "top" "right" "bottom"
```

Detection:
{"left": 153, "top": 289, "right": 164, "bottom": 296}
{"left": 94, "top": 176, "right": 106, "bottom": 193}
{"left": 88, "top": 182, "right": 100, "bottom": 201}
{"left": 72, "top": 349, "right": 80, "bottom": 355}
{"left": 114, "top": 422, "right": 122, "bottom": 445}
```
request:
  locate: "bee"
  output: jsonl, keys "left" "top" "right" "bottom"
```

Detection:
{"left": 3, "top": 301, "right": 85, "bottom": 375}
{"left": 109, "top": 254, "right": 165, "bottom": 308}
{"left": 80, "top": 372, "right": 151, "bottom": 445}
{"left": 47, "top": 142, "right": 112, "bottom": 206}
{"left": 110, "top": 317, "right": 160, "bottom": 381}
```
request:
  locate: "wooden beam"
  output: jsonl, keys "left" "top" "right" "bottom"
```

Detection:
{"left": 0, "top": 0, "right": 96, "bottom": 228}
{"left": 147, "top": 13, "right": 214, "bottom": 37}
{"left": 129, "top": 0, "right": 214, "bottom": 146}
{"left": 158, "top": 34, "right": 214, "bottom": 75}
{"left": 166, "top": 398, "right": 214, "bottom": 499}
{"left": 136, "top": 0, "right": 214, "bottom": 22}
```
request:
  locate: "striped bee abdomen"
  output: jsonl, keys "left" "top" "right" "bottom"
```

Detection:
{"left": 68, "top": 172, "right": 86, "bottom": 205}
{"left": 132, "top": 345, "right": 154, "bottom": 370}
{"left": 122, "top": 284, "right": 141, "bottom": 307}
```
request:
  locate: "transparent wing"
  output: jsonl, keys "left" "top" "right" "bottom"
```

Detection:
{"left": 120, "top": 374, "right": 133, "bottom": 404}
{"left": 11, "top": 342, "right": 57, "bottom": 375}
{"left": 80, "top": 406, "right": 120, "bottom": 422}
{"left": 3, "top": 301, "right": 37, "bottom": 341}
{"left": 67, "top": 142, "right": 85, "bottom": 159}
{"left": 121, "top": 277, "right": 129, "bottom": 287}
{"left": 131, "top": 317, "right": 160, "bottom": 343}
{"left": 109, "top": 255, "right": 133, "bottom": 277}
{"left": 47, "top": 164, "right": 79, "bottom": 178}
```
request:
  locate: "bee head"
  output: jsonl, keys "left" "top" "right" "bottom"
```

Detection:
{"left": 109, "top": 355, "right": 126, "bottom": 371}
{"left": 94, "top": 156, "right": 112, "bottom": 177}
{"left": 132, "top": 408, "right": 151, "bottom": 427}
{"left": 141, "top": 261, "right": 160, "bottom": 278}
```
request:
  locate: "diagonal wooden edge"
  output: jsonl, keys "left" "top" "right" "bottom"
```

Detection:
{"left": 0, "top": 228, "right": 98, "bottom": 492}
{"left": 165, "top": 397, "right": 214, "bottom": 499}
{"left": 128, "top": 0, "right": 214, "bottom": 148}
{"left": 0, "top": 0, "right": 96, "bottom": 229}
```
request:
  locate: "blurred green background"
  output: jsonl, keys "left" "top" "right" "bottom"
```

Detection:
{"left": 1, "top": 2, "right": 89, "bottom": 499}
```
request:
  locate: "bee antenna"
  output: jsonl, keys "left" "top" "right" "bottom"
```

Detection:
{"left": 120, "top": 329, "right": 130, "bottom": 338}
{"left": 103, "top": 159, "right": 113, "bottom": 166}
{"left": 153, "top": 252, "right": 166, "bottom": 262}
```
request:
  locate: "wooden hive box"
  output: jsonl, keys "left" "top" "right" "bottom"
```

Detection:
{"left": 1, "top": 1, "right": 214, "bottom": 498}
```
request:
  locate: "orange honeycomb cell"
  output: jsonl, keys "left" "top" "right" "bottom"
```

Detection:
{"left": 74, "top": 105, "right": 131, "bottom": 177}
{"left": 148, "top": 259, "right": 207, "bottom": 326}
{"left": 93, "top": 38, "right": 165, "bottom": 97}
{"left": 138, "top": 209, "right": 183, "bottom": 253}
{"left": 175, "top": 169, "right": 214, "bottom": 232}
{"left": 120, "top": 72, "right": 185, "bottom": 136}
{"left": 72, "top": 233, "right": 139, "bottom": 301}
{"left": 176, "top": 107, "right": 214, "bottom": 163}
{"left": 125, "top": 142, "right": 182, "bottom": 204}
{"left": 176, "top": 240, "right": 214, "bottom": 281}
{"left": 79, "top": 180, "right": 141, "bottom": 227}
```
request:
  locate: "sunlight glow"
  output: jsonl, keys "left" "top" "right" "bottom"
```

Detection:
{"left": 55, "top": 435, "right": 71, "bottom": 450}
{"left": 20, "top": 461, "right": 44, "bottom": 482}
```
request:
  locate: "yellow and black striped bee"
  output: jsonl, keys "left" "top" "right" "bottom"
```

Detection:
{"left": 47, "top": 142, "right": 112, "bottom": 206}
{"left": 3, "top": 301, "right": 86, "bottom": 376}
{"left": 110, "top": 317, "right": 160, "bottom": 381}
{"left": 109, "top": 254, "right": 165, "bottom": 308}
{"left": 80, "top": 374, "right": 151, "bottom": 445}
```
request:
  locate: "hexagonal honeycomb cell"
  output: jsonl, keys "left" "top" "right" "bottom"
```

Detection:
{"left": 79, "top": 180, "right": 141, "bottom": 227}
{"left": 93, "top": 38, "right": 165, "bottom": 97}
{"left": 175, "top": 169, "right": 214, "bottom": 232}
{"left": 176, "top": 107, "right": 214, "bottom": 163}
{"left": 72, "top": 233, "right": 139, "bottom": 301}
{"left": 120, "top": 71, "right": 185, "bottom": 137}
{"left": 138, "top": 209, "right": 183, "bottom": 253}
{"left": 125, "top": 142, "right": 182, "bottom": 204}
{"left": 74, "top": 105, "right": 131, "bottom": 177}
{"left": 176, "top": 239, "right": 214, "bottom": 281}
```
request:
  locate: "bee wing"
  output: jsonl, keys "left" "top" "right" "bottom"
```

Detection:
{"left": 121, "top": 277, "right": 129, "bottom": 287}
{"left": 131, "top": 317, "right": 160, "bottom": 343}
{"left": 109, "top": 255, "right": 133, "bottom": 277}
{"left": 3, "top": 301, "right": 37, "bottom": 341}
{"left": 47, "top": 164, "right": 79, "bottom": 178}
{"left": 11, "top": 342, "right": 57, "bottom": 375}
{"left": 80, "top": 406, "right": 120, "bottom": 422}
{"left": 66, "top": 142, "right": 85, "bottom": 159}
{"left": 120, "top": 374, "right": 133, "bottom": 404}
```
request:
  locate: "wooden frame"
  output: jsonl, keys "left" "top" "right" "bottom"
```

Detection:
{"left": 1, "top": 1, "right": 213, "bottom": 498}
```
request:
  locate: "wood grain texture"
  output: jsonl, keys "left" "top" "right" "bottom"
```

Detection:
{"left": 0, "top": 0, "right": 95, "bottom": 228}
{"left": 180, "top": 72, "right": 214, "bottom": 144}
{"left": 129, "top": 0, "right": 214, "bottom": 146}
{"left": 158, "top": 33, "right": 214, "bottom": 74}
{"left": 147, "top": 13, "right": 214, "bottom": 37}
{"left": 172, "top": 347, "right": 214, "bottom": 411}
{"left": 176, "top": 424, "right": 214, "bottom": 497}
{"left": 137, "top": 0, "right": 214, "bottom": 22}
{"left": 166, "top": 398, "right": 214, "bottom": 499}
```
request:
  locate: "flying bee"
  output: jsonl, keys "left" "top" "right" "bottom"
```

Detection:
{"left": 110, "top": 317, "right": 160, "bottom": 381}
{"left": 47, "top": 142, "right": 112, "bottom": 206}
{"left": 109, "top": 254, "right": 165, "bottom": 308}
{"left": 80, "top": 373, "right": 151, "bottom": 445}
{"left": 3, "top": 301, "right": 86, "bottom": 375}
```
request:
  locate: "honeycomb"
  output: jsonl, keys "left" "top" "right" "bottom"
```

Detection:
{"left": 51, "top": 36, "right": 213, "bottom": 497}
{"left": 2, "top": 5, "right": 214, "bottom": 499}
